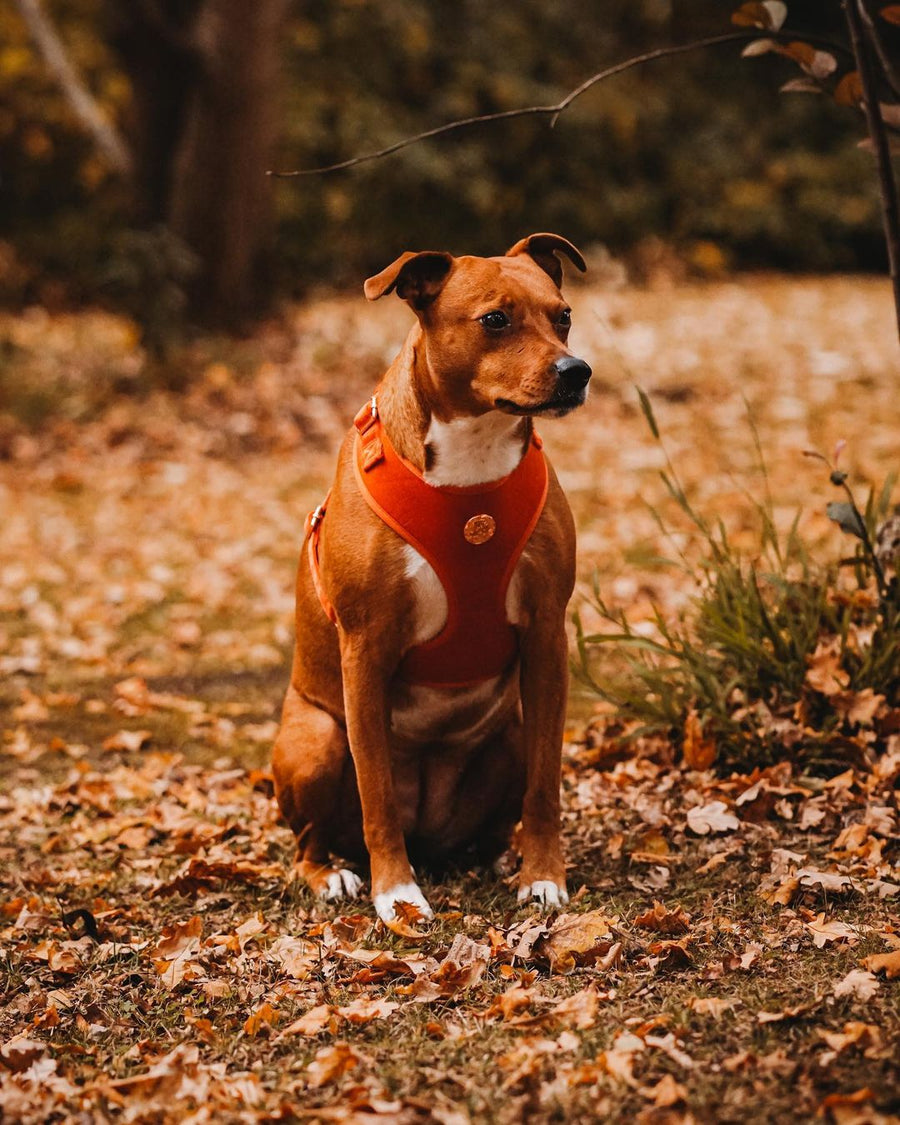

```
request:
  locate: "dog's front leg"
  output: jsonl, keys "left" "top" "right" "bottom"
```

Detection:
{"left": 517, "top": 615, "right": 569, "bottom": 908}
{"left": 339, "top": 630, "right": 433, "bottom": 923}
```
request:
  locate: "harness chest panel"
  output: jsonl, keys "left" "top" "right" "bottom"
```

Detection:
{"left": 309, "top": 398, "right": 549, "bottom": 688}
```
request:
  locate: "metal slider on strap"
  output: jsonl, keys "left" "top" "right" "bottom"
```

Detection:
{"left": 353, "top": 395, "right": 379, "bottom": 435}
{"left": 354, "top": 395, "right": 385, "bottom": 471}
{"left": 305, "top": 501, "right": 326, "bottom": 538}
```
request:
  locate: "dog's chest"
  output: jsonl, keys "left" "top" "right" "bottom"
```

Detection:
{"left": 389, "top": 411, "right": 529, "bottom": 743}
{"left": 389, "top": 543, "right": 525, "bottom": 743}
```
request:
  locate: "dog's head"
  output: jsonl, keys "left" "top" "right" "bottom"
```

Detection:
{"left": 364, "top": 234, "right": 591, "bottom": 419}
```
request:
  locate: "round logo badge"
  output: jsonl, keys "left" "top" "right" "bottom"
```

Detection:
{"left": 463, "top": 514, "right": 496, "bottom": 544}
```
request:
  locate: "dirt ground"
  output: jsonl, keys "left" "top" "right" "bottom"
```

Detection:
{"left": 1, "top": 275, "right": 899, "bottom": 1123}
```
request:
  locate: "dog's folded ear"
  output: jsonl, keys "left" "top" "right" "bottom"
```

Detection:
{"left": 364, "top": 251, "right": 455, "bottom": 309}
{"left": 505, "top": 233, "right": 586, "bottom": 288}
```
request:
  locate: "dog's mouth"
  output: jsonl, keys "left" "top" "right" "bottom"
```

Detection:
{"left": 494, "top": 391, "right": 586, "bottom": 418}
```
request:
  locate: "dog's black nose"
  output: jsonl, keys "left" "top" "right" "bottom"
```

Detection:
{"left": 553, "top": 356, "right": 592, "bottom": 391}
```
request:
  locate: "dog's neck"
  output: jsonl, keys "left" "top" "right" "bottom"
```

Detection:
{"left": 378, "top": 329, "right": 531, "bottom": 487}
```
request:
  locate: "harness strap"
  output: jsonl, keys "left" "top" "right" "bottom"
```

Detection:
{"left": 307, "top": 396, "right": 548, "bottom": 687}
{"left": 305, "top": 495, "right": 336, "bottom": 623}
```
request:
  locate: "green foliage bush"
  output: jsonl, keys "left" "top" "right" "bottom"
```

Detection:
{"left": 575, "top": 391, "right": 900, "bottom": 772}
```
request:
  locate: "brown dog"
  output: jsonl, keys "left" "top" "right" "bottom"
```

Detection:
{"left": 272, "top": 233, "right": 591, "bottom": 921}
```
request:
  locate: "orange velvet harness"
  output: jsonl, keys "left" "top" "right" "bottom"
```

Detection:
{"left": 307, "top": 396, "right": 549, "bottom": 688}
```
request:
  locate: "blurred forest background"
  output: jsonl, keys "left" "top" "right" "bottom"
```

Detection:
{"left": 0, "top": 0, "right": 892, "bottom": 339}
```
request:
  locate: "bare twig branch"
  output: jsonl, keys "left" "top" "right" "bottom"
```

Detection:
{"left": 14, "top": 0, "right": 132, "bottom": 175}
{"left": 845, "top": 0, "right": 900, "bottom": 344}
{"left": 858, "top": 0, "right": 900, "bottom": 100}
{"left": 270, "top": 30, "right": 853, "bottom": 178}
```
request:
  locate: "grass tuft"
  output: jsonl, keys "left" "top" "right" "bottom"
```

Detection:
{"left": 575, "top": 390, "right": 900, "bottom": 772}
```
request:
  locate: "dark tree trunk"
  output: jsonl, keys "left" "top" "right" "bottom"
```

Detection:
{"left": 110, "top": 0, "right": 286, "bottom": 326}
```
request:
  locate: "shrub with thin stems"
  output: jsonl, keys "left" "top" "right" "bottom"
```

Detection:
{"left": 574, "top": 389, "right": 899, "bottom": 773}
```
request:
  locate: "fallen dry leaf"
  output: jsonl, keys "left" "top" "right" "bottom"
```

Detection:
{"left": 688, "top": 996, "right": 735, "bottom": 1019}
{"left": 833, "top": 969, "right": 880, "bottom": 1001}
{"left": 0, "top": 1036, "right": 46, "bottom": 1073}
{"left": 644, "top": 1072, "right": 688, "bottom": 1107}
{"left": 281, "top": 1003, "right": 335, "bottom": 1037}
{"left": 805, "top": 639, "right": 851, "bottom": 695}
{"left": 534, "top": 910, "right": 620, "bottom": 974}
{"left": 598, "top": 1031, "right": 645, "bottom": 1086}
{"left": 336, "top": 997, "right": 399, "bottom": 1024}
{"left": 757, "top": 999, "right": 820, "bottom": 1023}
{"left": 862, "top": 949, "right": 900, "bottom": 978}
{"left": 687, "top": 801, "right": 740, "bottom": 835}
{"left": 796, "top": 868, "right": 854, "bottom": 894}
{"left": 683, "top": 708, "right": 717, "bottom": 770}
{"left": 151, "top": 915, "right": 203, "bottom": 988}
{"left": 102, "top": 729, "right": 152, "bottom": 753}
{"left": 634, "top": 900, "right": 691, "bottom": 935}
{"left": 817, "top": 1020, "right": 881, "bottom": 1064}
{"left": 409, "top": 933, "right": 490, "bottom": 1000}
{"left": 306, "top": 1042, "right": 364, "bottom": 1088}
{"left": 805, "top": 913, "right": 859, "bottom": 949}
{"left": 545, "top": 986, "right": 601, "bottom": 1030}
{"left": 243, "top": 1002, "right": 280, "bottom": 1036}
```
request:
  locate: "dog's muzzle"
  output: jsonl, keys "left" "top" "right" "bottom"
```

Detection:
{"left": 495, "top": 355, "right": 592, "bottom": 417}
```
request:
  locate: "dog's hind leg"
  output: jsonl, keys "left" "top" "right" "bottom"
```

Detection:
{"left": 272, "top": 685, "right": 363, "bottom": 902}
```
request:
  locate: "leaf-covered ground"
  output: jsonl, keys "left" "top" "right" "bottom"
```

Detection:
{"left": 1, "top": 275, "right": 899, "bottom": 1123}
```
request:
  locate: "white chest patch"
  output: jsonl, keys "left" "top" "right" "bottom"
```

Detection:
{"left": 423, "top": 412, "right": 525, "bottom": 487}
{"left": 403, "top": 543, "right": 447, "bottom": 645}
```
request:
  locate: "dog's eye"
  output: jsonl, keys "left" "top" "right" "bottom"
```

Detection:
{"left": 557, "top": 309, "right": 572, "bottom": 329}
{"left": 479, "top": 311, "right": 511, "bottom": 331}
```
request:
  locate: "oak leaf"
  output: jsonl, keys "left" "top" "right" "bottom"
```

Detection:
{"left": 833, "top": 969, "right": 879, "bottom": 1001}
{"left": 634, "top": 900, "right": 691, "bottom": 935}
{"left": 804, "top": 913, "right": 858, "bottom": 948}
{"left": 687, "top": 801, "right": 740, "bottom": 835}
{"left": 534, "top": 910, "right": 619, "bottom": 974}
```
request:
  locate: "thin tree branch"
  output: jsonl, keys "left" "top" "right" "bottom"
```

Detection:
{"left": 845, "top": 0, "right": 900, "bottom": 345}
{"left": 14, "top": 0, "right": 132, "bottom": 175}
{"left": 858, "top": 0, "right": 900, "bottom": 100}
{"left": 270, "top": 30, "right": 853, "bottom": 178}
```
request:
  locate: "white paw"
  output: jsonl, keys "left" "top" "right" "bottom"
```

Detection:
{"left": 373, "top": 882, "right": 434, "bottom": 923}
{"left": 518, "top": 880, "right": 569, "bottom": 908}
{"left": 321, "top": 868, "right": 364, "bottom": 901}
